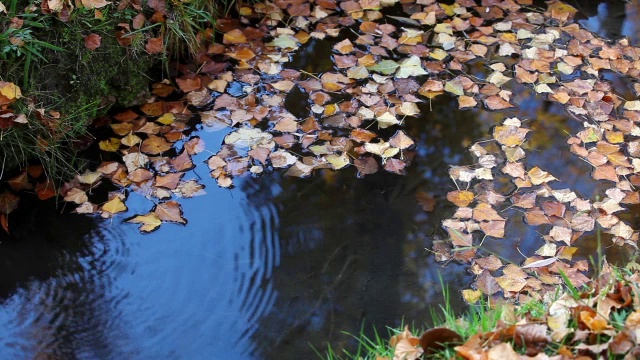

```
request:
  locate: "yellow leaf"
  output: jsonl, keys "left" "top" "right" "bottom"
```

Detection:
{"left": 77, "top": 171, "right": 102, "bottom": 184}
{"left": 156, "top": 113, "right": 176, "bottom": 125}
{"left": 121, "top": 132, "right": 142, "bottom": 147}
{"left": 0, "top": 82, "right": 22, "bottom": 100}
{"left": 461, "top": 289, "right": 483, "bottom": 304}
{"left": 102, "top": 197, "right": 127, "bottom": 214}
{"left": 99, "top": 138, "right": 121, "bottom": 152}
{"left": 127, "top": 212, "right": 162, "bottom": 233}
{"left": 325, "top": 153, "right": 350, "bottom": 170}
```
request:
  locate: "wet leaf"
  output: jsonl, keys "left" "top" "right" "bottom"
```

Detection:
{"left": 493, "top": 125, "right": 530, "bottom": 147}
{"left": 154, "top": 201, "right": 186, "bottom": 224}
{"left": 63, "top": 188, "right": 88, "bottom": 204}
{"left": 173, "top": 180, "right": 206, "bottom": 198}
{"left": 141, "top": 135, "right": 172, "bottom": 155}
{"left": 396, "top": 55, "right": 427, "bottom": 78}
{"left": 102, "top": 197, "right": 127, "bottom": 215}
{"left": 447, "top": 190, "right": 474, "bottom": 207}
{"left": 473, "top": 203, "right": 504, "bottom": 222}
{"left": 415, "top": 191, "right": 435, "bottom": 212}
{"left": 0, "top": 191, "right": 19, "bottom": 214}
{"left": 419, "top": 328, "right": 462, "bottom": 355}
{"left": 367, "top": 59, "right": 399, "bottom": 75}
{"left": 99, "top": 138, "right": 121, "bottom": 152}
{"left": 127, "top": 212, "right": 162, "bottom": 233}
{"left": 528, "top": 167, "right": 557, "bottom": 185}
{"left": 389, "top": 130, "right": 414, "bottom": 149}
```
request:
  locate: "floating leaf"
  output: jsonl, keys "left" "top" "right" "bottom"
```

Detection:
{"left": 396, "top": 55, "right": 427, "bottom": 78}
{"left": 447, "top": 190, "right": 474, "bottom": 207}
{"left": 141, "top": 135, "right": 172, "bottom": 155}
{"left": 367, "top": 60, "right": 399, "bottom": 75}
{"left": 154, "top": 201, "right": 186, "bottom": 224}
{"left": 528, "top": 167, "right": 557, "bottom": 185}
{"left": 127, "top": 213, "right": 162, "bottom": 233}
{"left": 102, "top": 197, "right": 127, "bottom": 215}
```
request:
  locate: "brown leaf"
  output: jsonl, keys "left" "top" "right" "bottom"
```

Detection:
{"left": 479, "top": 220, "right": 506, "bottom": 238}
{"left": 154, "top": 201, "right": 186, "bottom": 224}
{"left": 485, "top": 95, "right": 514, "bottom": 110}
{"left": 8, "top": 171, "right": 32, "bottom": 191}
{"left": 223, "top": 29, "right": 248, "bottom": 44}
{"left": 474, "top": 255, "right": 503, "bottom": 271}
{"left": 473, "top": 203, "right": 504, "bottom": 221}
{"left": 128, "top": 168, "right": 153, "bottom": 182}
{"left": 389, "top": 130, "right": 414, "bottom": 150}
{"left": 141, "top": 135, "right": 172, "bottom": 154}
{"left": 446, "top": 227, "right": 472, "bottom": 247}
{"left": 155, "top": 172, "right": 183, "bottom": 189}
{"left": 384, "top": 158, "right": 406, "bottom": 175}
{"left": 83, "top": 33, "right": 101, "bottom": 50}
{"left": 170, "top": 151, "right": 194, "bottom": 172}
{"left": 0, "top": 191, "right": 20, "bottom": 214}
{"left": 145, "top": 37, "right": 163, "bottom": 54}
{"left": 416, "top": 191, "right": 436, "bottom": 212}
{"left": 184, "top": 137, "right": 205, "bottom": 155}
{"left": 419, "top": 328, "right": 462, "bottom": 356}
{"left": 528, "top": 167, "right": 557, "bottom": 185}
{"left": 354, "top": 156, "right": 379, "bottom": 176}
{"left": 35, "top": 181, "right": 56, "bottom": 200}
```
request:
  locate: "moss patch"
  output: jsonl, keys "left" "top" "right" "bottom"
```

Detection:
{"left": 0, "top": 5, "right": 158, "bottom": 179}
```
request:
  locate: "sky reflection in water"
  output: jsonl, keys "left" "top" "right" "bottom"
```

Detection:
{"left": 0, "top": 2, "right": 639, "bottom": 359}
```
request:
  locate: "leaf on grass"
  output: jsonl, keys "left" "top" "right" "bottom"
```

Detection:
{"left": 84, "top": 33, "right": 101, "bottom": 50}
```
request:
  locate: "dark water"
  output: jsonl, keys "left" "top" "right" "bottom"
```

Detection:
{"left": 0, "top": 2, "right": 639, "bottom": 359}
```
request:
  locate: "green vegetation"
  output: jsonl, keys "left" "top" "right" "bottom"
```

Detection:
{"left": 0, "top": 0, "right": 236, "bottom": 182}
{"left": 324, "top": 265, "right": 640, "bottom": 360}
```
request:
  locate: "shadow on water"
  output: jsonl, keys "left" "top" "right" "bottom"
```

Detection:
{"left": 0, "top": 1, "right": 638, "bottom": 359}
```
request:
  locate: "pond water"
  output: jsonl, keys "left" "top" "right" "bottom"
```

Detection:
{"left": 1, "top": 1, "right": 640, "bottom": 359}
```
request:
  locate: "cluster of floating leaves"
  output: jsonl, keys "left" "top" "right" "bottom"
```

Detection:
{"left": 3, "top": 0, "right": 640, "bottom": 278}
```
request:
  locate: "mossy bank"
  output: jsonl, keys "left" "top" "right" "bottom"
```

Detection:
{"left": 0, "top": 2, "right": 156, "bottom": 181}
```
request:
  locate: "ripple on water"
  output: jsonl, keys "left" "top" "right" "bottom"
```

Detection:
{"left": 0, "top": 183, "right": 281, "bottom": 359}
{"left": 0, "top": 223, "right": 130, "bottom": 359}
{"left": 95, "top": 180, "right": 282, "bottom": 359}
